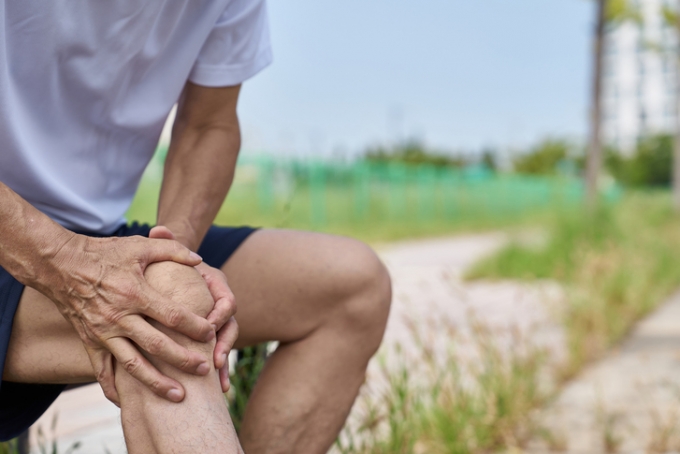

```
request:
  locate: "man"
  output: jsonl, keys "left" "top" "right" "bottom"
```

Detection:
{"left": 0, "top": 1, "right": 392, "bottom": 453}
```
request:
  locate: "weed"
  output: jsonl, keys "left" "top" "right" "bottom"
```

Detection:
{"left": 647, "top": 407, "right": 680, "bottom": 453}
{"left": 227, "top": 343, "right": 269, "bottom": 433}
{"left": 35, "top": 414, "right": 81, "bottom": 454}
{"left": 336, "top": 317, "right": 551, "bottom": 454}
{"left": 0, "top": 440, "right": 18, "bottom": 454}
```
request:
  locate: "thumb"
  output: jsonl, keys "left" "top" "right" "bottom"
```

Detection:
{"left": 149, "top": 225, "right": 176, "bottom": 240}
{"left": 143, "top": 238, "right": 203, "bottom": 267}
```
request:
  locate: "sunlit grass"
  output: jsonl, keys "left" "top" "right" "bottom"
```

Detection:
{"left": 336, "top": 320, "right": 553, "bottom": 454}
{"left": 467, "top": 191, "right": 680, "bottom": 376}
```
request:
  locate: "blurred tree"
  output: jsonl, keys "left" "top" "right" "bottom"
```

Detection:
{"left": 606, "top": 134, "right": 673, "bottom": 187}
{"left": 481, "top": 147, "right": 499, "bottom": 171}
{"left": 585, "top": 0, "right": 640, "bottom": 207}
{"left": 364, "top": 139, "right": 468, "bottom": 168}
{"left": 513, "top": 138, "right": 573, "bottom": 175}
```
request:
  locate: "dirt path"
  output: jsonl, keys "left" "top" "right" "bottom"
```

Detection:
{"left": 528, "top": 290, "right": 680, "bottom": 454}
{"left": 29, "top": 232, "right": 565, "bottom": 454}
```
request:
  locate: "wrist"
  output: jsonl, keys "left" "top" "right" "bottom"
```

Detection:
{"left": 15, "top": 224, "right": 78, "bottom": 289}
{"left": 156, "top": 220, "right": 199, "bottom": 251}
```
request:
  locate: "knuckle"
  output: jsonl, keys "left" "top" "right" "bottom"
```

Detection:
{"left": 148, "top": 379, "right": 163, "bottom": 393}
{"left": 102, "top": 309, "right": 120, "bottom": 325}
{"left": 165, "top": 307, "right": 184, "bottom": 328}
{"left": 179, "top": 353, "right": 193, "bottom": 371}
{"left": 95, "top": 368, "right": 108, "bottom": 383}
{"left": 225, "top": 297, "right": 237, "bottom": 315}
{"left": 146, "top": 336, "right": 165, "bottom": 356}
{"left": 120, "top": 282, "right": 141, "bottom": 301}
{"left": 122, "top": 356, "right": 142, "bottom": 375}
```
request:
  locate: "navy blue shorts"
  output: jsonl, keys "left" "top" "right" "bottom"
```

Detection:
{"left": 0, "top": 223, "right": 256, "bottom": 441}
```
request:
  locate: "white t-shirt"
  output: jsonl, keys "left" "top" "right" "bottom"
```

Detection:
{"left": 0, "top": 0, "right": 272, "bottom": 234}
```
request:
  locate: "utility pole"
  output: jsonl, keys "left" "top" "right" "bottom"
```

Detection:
{"left": 585, "top": 0, "right": 607, "bottom": 208}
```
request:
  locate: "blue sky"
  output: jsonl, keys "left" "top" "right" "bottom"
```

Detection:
{"left": 237, "top": 0, "right": 594, "bottom": 158}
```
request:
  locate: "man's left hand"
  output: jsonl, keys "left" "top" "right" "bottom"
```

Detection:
{"left": 149, "top": 226, "right": 238, "bottom": 393}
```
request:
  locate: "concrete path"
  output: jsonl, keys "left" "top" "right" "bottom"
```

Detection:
{"left": 28, "top": 232, "right": 564, "bottom": 454}
{"left": 528, "top": 291, "right": 680, "bottom": 454}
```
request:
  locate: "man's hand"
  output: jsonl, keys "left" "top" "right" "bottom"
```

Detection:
{"left": 197, "top": 262, "right": 238, "bottom": 392}
{"left": 149, "top": 226, "right": 238, "bottom": 393}
{"left": 46, "top": 232, "right": 216, "bottom": 405}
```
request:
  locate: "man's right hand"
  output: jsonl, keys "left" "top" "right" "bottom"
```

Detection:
{"left": 41, "top": 232, "right": 215, "bottom": 405}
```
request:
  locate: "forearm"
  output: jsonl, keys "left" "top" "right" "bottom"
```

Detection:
{"left": 157, "top": 123, "right": 239, "bottom": 251}
{"left": 0, "top": 182, "right": 74, "bottom": 288}
{"left": 156, "top": 83, "right": 242, "bottom": 251}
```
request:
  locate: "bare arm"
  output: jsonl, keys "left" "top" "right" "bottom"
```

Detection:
{"left": 0, "top": 182, "right": 216, "bottom": 404}
{"left": 151, "top": 82, "right": 243, "bottom": 390}
{"left": 157, "top": 82, "right": 242, "bottom": 251}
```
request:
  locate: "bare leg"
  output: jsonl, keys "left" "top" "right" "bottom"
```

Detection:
{"left": 5, "top": 228, "right": 392, "bottom": 453}
{"left": 4, "top": 262, "right": 242, "bottom": 454}
{"left": 224, "top": 230, "right": 392, "bottom": 454}
{"left": 115, "top": 261, "right": 242, "bottom": 454}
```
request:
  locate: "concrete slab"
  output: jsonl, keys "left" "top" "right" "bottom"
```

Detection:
{"left": 528, "top": 291, "right": 680, "bottom": 453}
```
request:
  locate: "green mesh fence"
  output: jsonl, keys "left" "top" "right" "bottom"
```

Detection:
{"left": 128, "top": 151, "right": 620, "bottom": 241}
{"left": 218, "top": 155, "right": 597, "bottom": 228}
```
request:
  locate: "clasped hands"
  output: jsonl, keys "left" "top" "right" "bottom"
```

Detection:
{"left": 47, "top": 225, "right": 238, "bottom": 406}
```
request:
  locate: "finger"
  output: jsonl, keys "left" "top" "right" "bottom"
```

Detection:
{"left": 141, "top": 238, "right": 202, "bottom": 267}
{"left": 108, "top": 337, "right": 186, "bottom": 403}
{"left": 220, "top": 362, "right": 231, "bottom": 393}
{"left": 87, "top": 347, "right": 120, "bottom": 407}
{"left": 123, "top": 317, "right": 211, "bottom": 376}
{"left": 204, "top": 275, "right": 237, "bottom": 328}
{"left": 214, "top": 317, "right": 239, "bottom": 369}
{"left": 139, "top": 286, "right": 214, "bottom": 343}
{"left": 148, "top": 225, "right": 176, "bottom": 241}
{"left": 196, "top": 264, "right": 235, "bottom": 326}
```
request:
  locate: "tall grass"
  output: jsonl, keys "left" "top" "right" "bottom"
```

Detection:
{"left": 467, "top": 191, "right": 680, "bottom": 376}
{"left": 0, "top": 441, "right": 18, "bottom": 454}
{"left": 336, "top": 320, "right": 553, "bottom": 454}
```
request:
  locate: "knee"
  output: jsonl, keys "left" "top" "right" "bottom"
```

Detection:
{"left": 332, "top": 240, "right": 392, "bottom": 347}
{"left": 144, "top": 261, "right": 213, "bottom": 318}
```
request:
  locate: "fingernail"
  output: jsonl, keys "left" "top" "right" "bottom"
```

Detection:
{"left": 167, "top": 388, "right": 183, "bottom": 402}
{"left": 221, "top": 353, "right": 228, "bottom": 368}
{"left": 211, "top": 324, "right": 217, "bottom": 332}
{"left": 190, "top": 251, "right": 203, "bottom": 262}
{"left": 197, "top": 362, "right": 210, "bottom": 375}
{"left": 205, "top": 330, "right": 216, "bottom": 342}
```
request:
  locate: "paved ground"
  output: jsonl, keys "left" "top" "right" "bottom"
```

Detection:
{"left": 527, "top": 290, "right": 680, "bottom": 454}
{"left": 28, "top": 232, "right": 565, "bottom": 453}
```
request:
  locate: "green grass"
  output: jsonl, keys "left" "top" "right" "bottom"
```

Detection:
{"left": 126, "top": 158, "right": 582, "bottom": 244}
{"left": 467, "top": 190, "right": 680, "bottom": 376}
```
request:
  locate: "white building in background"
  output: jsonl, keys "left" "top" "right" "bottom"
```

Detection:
{"left": 603, "top": 0, "right": 677, "bottom": 153}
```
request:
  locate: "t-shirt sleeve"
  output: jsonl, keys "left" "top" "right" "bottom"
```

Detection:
{"left": 188, "top": 0, "right": 272, "bottom": 87}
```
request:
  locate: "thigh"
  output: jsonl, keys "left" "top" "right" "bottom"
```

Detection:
{"left": 3, "top": 287, "right": 93, "bottom": 383}
{"left": 222, "top": 229, "right": 380, "bottom": 348}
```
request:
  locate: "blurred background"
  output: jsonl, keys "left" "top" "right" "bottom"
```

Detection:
{"left": 15, "top": 1, "right": 680, "bottom": 453}
{"left": 128, "top": 0, "right": 602, "bottom": 240}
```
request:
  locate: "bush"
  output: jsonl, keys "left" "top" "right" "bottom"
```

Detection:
{"left": 606, "top": 134, "right": 673, "bottom": 187}
{"left": 512, "top": 139, "right": 575, "bottom": 175}
{"left": 364, "top": 140, "right": 469, "bottom": 168}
